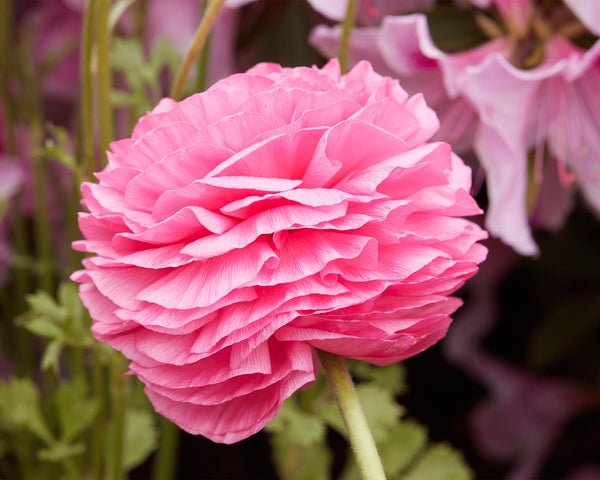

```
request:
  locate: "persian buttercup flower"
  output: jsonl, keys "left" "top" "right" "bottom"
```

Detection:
{"left": 72, "top": 59, "right": 487, "bottom": 443}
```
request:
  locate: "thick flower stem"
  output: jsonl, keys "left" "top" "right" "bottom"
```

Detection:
{"left": 152, "top": 417, "right": 180, "bottom": 480}
{"left": 171, "top": 0, "right": 226, "bottom": 101}
{"left": 317, "top": 350, "right": 387, "bottom": 480}
{"left": 338, "top": 0, "right": 359, "bottom": 73}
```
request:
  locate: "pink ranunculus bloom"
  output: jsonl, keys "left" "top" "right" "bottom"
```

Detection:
{"left": 72, "top": 59, "right": 487, "bottom": 443}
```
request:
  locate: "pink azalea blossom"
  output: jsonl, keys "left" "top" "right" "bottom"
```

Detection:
{"left": 72, "top": 59, "right": 487, "bottom": 443}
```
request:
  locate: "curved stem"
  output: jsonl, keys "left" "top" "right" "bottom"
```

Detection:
{"left": 338, "top": 0, "right": 359, "bottom": 73}
{"left": 170, "top": 0, "right": 226, "bottom": 100}
{"left": 317, "top": 350, "right": 386, "bottom": 480}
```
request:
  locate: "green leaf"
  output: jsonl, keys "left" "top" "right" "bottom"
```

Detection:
{"left": 402, "top": 443, "right": 472, "bottom": 480}
{"left": 55, "top": 378, "right": 98, "bottom": 444}
{"left": 270, "top": 433, "right": 332, "bottom": 480}
{"left": 24, "top": 290, "right": 65, "bottom": 322}
{"left": 267, "top": 398, "right": 332, "bottom": 480}
{"left": 318, "top": 384, "right": 403, "bottom": 442}
{"left": 38, "top": 442, "right": 85, "bottom": 462}
{"left": 348, "top": 361, "right": 408, "bottom": 396}
{"left": 381, "top": 421, "right": 428, "bottom": 478}
{"left": 0, "top": 378, "right": 54, "bottom": 445}
{"left": 19, "top": 316, "right": 63, "bottom": 339}
{"left": 266, "top": 399, "right": 327, "bottom": 447}
{"left": 41, "top": 340, "right": 63, "bottom": 372}
{"left": 123, "top": 409, "right": 158, "bottom": 470}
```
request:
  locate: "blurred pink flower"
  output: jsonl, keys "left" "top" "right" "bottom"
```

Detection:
{"left": 144, "top": 0, "right": 246, "bottom": 86}
{"left": 560, "top": 0, "right": 600, "bottom": 36}
{"left": 27, "top": 0, "right": 82, "bottom": 100}
{"left": 0, "top": 127, "right": 24, "bottom": 285}
{"left": 307, "top": 0, "right": 436, "bottom": 24}
{"left": 444, "top": 239, "right": 591, "bottom": 480}
{"left": 72, "top": 59, "right": 487, "bottom": 443}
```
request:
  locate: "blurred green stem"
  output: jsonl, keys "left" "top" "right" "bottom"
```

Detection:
{"left": 152, "top": 418, "right": 180, "bottom": 480}
{"left": 90, "top": 352, "right": 106, "bottom": 480}
{"left": 81, "top": 0, "right": 97, "bottom": 178}
{"left": 109, "top": 353, "right": 127, "bottom": 480}
{"left": 171, "top": 0, "right": 226, "bottom": 100}
{"left": 317, "top": 350, "right": 387, "bottom": 480}
{"left": 338, "top": 0, "right": 359, "bottom": 73}
{"left": 96, "top": 0, "right": 113, "bottom": 157}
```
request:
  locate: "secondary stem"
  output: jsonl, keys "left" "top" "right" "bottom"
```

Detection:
{"left": 338, "top": 0, "right": 359, "bottom": 73}
{"left": 170, "top": 0, "right": 226, "bottom": 100}
{"left": 317, "top": 350, "right": 387, "bottom": 480}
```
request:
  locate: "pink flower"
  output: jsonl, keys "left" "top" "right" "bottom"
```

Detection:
{"left": 314, "top": 8, "right": 600, "bottom": 256}
{"left": 72, "top": 59, "right": 487, "bottom": 443}
{"left": 560, "top": 0, "right": 600, "bottom": 36}
{"left": 307, "top": 0, "right": 436, "bottom": 24}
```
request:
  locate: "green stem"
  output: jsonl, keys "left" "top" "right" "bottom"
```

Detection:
{"left": 90, "top": 351, "right": 106, "bottom": 480}
{"left": 152, "top": 417, "right": 180, "bottom": 480}
{"left": 81, "top": 0, "right": 97, "bottom": 178}
{"left": 0, "top": 0, "right": 33, "bottom": 374}
{"left": 32, "top": 151, "right": 54, "bottom": 293}
{"left": 96, "top": 0, "right": 113, "bottom": 157}
{"left": 317, "top": 350, "right": 387, "bottom": 480}
{"left": 170, "top": 0, "right": 226, "bottom": 100}
{"left": 109, "top": 353, "right": 127, "bottom": 480}
{"left": 338, "top": 0, "right": 359, "bottom": 73}
{"left": 196, "top": 32, "right": 212, "bottom": 93}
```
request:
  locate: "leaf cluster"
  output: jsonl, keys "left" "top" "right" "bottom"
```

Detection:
{"left": 266, "top": 361, "right": 472, "bottom": 480}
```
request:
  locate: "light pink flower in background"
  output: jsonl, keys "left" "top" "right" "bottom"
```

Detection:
{"left": 313, "top": 5, "right": 600, "bottom": 256}
{"left": 0, "top": 160, "right": 23, "bottom": 286}
{"left": 562, "top": 0, "right": 600, "bottom": 36}
{"left": 444, "top": 239, "right": 591, "bottom": 480}
{"left": 27, "top": 0, "right": 82, "bottom": 101}
{"left": 307, "top": 0, "right": 436, "bottom": 24}
{"left": 144, "top": 0, "right": 247, "bottom": 86}
{"left": 72, "top": 59, "right": 487, "bottom": 443}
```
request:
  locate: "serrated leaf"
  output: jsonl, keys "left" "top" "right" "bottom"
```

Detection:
{"left": 38, "top": 442, "right": 84, "bottom": 462}
{"left": 266, "top": 399, "right": 327, "bottom": 447}
{"left": 41, "top": 340, "right": 63, "bottom": 372}
{"left": 55, "top": 378, "right": 98, "bottom": 444}
{"left": 123, "top": 409, "right": 158, "bottom": 470}
{"left": 381, "top": 421, "right": 428, "bottom": 478}
{"left": 19, "top": 316, "right": 63, "bottom": 340}
{"left": 25, "top": 290, "right": 65, "bottom": 321}
{"left": 402, "top": 443, "right": 472, "bottom": 480}
{"left": 270, "top": 433, "right": 332, "bottom": 480}
{"left": 318, "top": 384, "right": 403, "bottom": 442}
{"left": 0, "top": 378, "right": 54, "bottom": 445}
{"left": 348, "top": 361, "right": 408, "bottom": 396}
{"left": 150, "top": 37, "right": 181, "bottom": 77}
